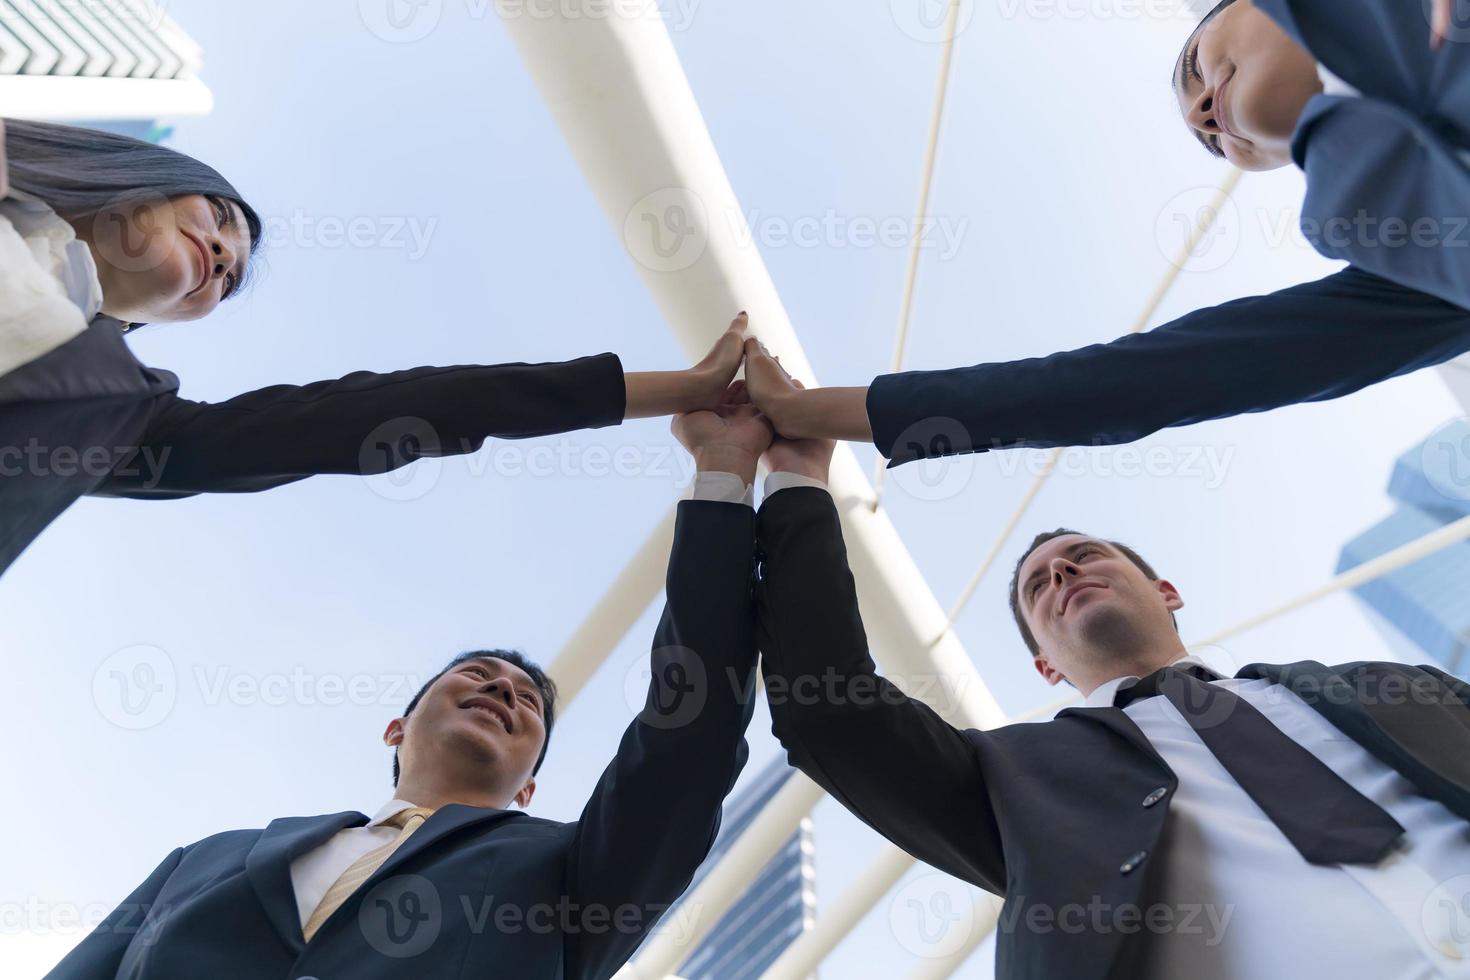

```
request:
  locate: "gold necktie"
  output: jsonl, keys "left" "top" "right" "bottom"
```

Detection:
{"left": 302, "top": 806, "right": 435, "bottom": 941}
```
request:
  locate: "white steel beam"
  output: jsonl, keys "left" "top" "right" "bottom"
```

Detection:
{"left": 499, "top": 0, "right": 1003, "bottom": 741}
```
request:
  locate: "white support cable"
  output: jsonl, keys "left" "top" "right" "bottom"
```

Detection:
{"left": 872, "top": 0, "right": 966, "bottom": 506}
{"left": 1193, "top": 511, "right": 1470, "bottom": 648}
{"left": 544, "top": 503, "right": 677, "bottom": 710}
{"left": 939, "top": 168, "right": 1244, "bottom": 634}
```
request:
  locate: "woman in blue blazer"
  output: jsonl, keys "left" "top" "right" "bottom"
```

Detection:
{"left": 744, "top": 0, "right": 1470, "bottom": 467}
{"left": 0, "top": 119, "right": 744, "bottom": 576}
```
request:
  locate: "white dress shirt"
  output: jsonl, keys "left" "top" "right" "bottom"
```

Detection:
{"left": 1317, "top": 62, "right": 1361, "bottom": 100}
{"left": 1086, "top": 655, "right": 1470, "bottom": 979}
{"left": 0, "top": 190, "right": 103, "bottom": 376}
{"left": 289, "top": 475, "right": 824, "bottom": 929}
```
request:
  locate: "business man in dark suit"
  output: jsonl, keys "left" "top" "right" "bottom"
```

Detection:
{"left": 741, "top": 0, "right": 1470, "bottom": 467}
{"left": 753, "top": 427, "right": 1470, "bottom": 978}
{"left": 46, "top": 383, "right": 774, "bottom": 980}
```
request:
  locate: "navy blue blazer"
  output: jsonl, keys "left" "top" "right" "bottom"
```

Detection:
{"left": 0, "top": 317, "right": 626, "bottom": 575}
{"left": 868, "top": 0, "right": 1470, "bottom": 465}
{"left": 45, "top": 500, "right": 758, "bottom": 980}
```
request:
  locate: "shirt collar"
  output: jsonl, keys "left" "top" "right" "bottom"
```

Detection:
{"left": 365, "top": 799, "right": 421, "bottom": 827}
{"left": 1082, "top": 653, "right": 1213, "bottom": 709}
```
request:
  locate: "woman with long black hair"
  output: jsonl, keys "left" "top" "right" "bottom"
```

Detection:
{"left": 742, "top": 0, "right": 1470, "bottom": 469}
{"left": 0, "top": 118, "right": 744, "bottom": 576}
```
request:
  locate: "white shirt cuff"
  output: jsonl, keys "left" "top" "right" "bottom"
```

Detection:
{"left": 764, "top": 472, "right": 830, "bottom": 499}
{"left": 688, "top": 471, "right": 754, "bottom": 507}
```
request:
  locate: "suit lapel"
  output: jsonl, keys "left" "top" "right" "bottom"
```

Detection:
{"left": 1058, "top": 704, "right": 1176, "bottom": 776}
{"left": 305, "top": 804, "right": 524, "bottom": 942}
{"left": 1238, "top": 660, "right": 1470, "bottom": 822}
{"left": 246, "top": 810, "right": 368, "bottom": 954}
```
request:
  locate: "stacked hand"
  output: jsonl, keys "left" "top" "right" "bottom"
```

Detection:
{"left": 673, "top": 325, "right": 835, "bottom": 486}
{"left": 672, "top": 380, "right": 774, "bottom": 484}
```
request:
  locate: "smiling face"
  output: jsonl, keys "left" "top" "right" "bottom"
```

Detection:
{"left": 70, "top": 192, "right": 251, "bottom": 324}
{"left": 1014, "top": 534, "right": 1185, "bottom": 695}
{"left": 1173, "top": 0, "right": 1323, "bottom": 172}
{"left": 387, "top": 656, "right": 550, "bottom": 808}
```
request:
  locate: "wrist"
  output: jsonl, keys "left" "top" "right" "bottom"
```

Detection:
{"left": 767, "top": 458, "right": 830, "bottom": 483}
{"left": 695, "top": 445, "right": 759, "bottom": 484}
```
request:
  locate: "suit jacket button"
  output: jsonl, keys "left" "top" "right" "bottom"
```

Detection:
{"left": 1120, "top": 850, "right": 1148, "bottom": 874}
{"left": 1142, "top": 787, "right": 1168, "bottom": 807}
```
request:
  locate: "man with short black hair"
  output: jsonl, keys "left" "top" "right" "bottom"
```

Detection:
{"left": 48, "top": 383, "right": 771, "bottom": 980}
{"left": 751, "top": 361, "right": 1470, "bottom": 978}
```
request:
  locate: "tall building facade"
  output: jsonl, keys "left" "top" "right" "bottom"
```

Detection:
{"left": 661, "top": 756, "right": 817, "bottom": 980}
{"left": 1, "top": 1, "right": 210, "bottom": 121}
{"left": 1338, "top": 413, "right": 1470, "bottom": 672}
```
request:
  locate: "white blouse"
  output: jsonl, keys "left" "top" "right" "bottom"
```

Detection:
{"left": 0, "top": 189, "right": 105, "bottom": 378}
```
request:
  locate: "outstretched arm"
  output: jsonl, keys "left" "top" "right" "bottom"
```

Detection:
{"left": 564, "top": 383, "right": 769, "bottom": 980}
{"left": 755, "top": 421, "right": 1005, "bottom": 892}
{"left": 96, "top": 315, "right": 749, "bottom": 498}
{"left": 752, "top": 267, "right": 1470, "bottom": 466}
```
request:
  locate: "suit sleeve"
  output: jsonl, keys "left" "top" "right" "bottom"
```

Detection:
{"left": 867, "top": 267, "right": 1470, "bottom": 465}
{"left": 44, "top": 848, "right": 184, "bottom": 980}
{"left": 1295, "top": 96, "right": 1470, "bottom": 312}
{"left": 564, "top": 499, "right": 758, "bottom": 980}
{"left": 93, "top": 353, "right": 626, "bottom": 497}
{"left": 755, "top": 487, "right": 1005, "bottom": 893}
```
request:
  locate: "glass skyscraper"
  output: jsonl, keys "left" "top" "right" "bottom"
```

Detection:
{"left": 1338, "top": 417, "right": 1470, "bottom": 672}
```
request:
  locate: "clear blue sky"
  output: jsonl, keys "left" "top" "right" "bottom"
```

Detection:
{"left": 5, "top": 1, "right": 1463, "bottom": 976}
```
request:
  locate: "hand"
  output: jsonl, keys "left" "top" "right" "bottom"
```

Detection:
{"left": 1433, "top": 0, "right": 1454, "bottom": 49}
{"left": 742, "top": 336, "right": 803, "bottom": 434}
{"left": 672, "top": 380, "right": 774, "bottom": 482}
{"left": 762, "top": 380, "right": 836, "bottom": 483}
{"left": 685, "top": 312, "right": 748, "bottom": 411}
{"left": 622, "top": 312, "right": 747, "bottom": 420}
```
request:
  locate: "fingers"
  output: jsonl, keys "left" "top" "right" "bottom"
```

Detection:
{"left": 1434, "top": 0, "right": 1450, "bottom": 49}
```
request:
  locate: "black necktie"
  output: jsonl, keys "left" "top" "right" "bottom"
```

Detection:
{"left": 1114, "top": 663, "right": 1405, "bottom": 865}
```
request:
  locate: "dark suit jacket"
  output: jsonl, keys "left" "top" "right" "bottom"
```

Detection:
{"left": 46, "top": 499, "right": 758, "bottom": 980}
{"left": 868, "top": 0, "right": 1470, "bottom": 466}
{"left": 0, "top": 316, "right": 625, "bottom": 575}
{"left": 755, "top": 488, "right": 1470, "bottom": 980}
